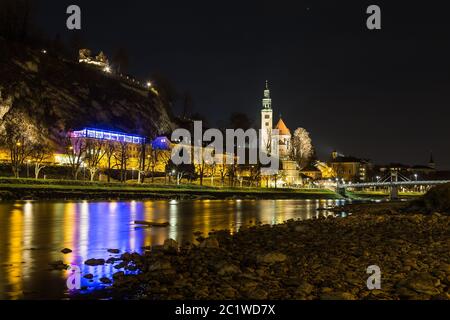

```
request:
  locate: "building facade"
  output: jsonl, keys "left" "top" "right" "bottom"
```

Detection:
{"left": 259, "top": 81, "right": 301, "bottom": 187}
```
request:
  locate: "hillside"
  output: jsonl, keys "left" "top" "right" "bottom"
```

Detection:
{"left": 0, "top": 39, "right": 175, "bottom": 149}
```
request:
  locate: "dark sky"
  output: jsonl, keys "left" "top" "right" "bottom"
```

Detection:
{"left": 35, "top": 0, "right": 450, "bottom": 169}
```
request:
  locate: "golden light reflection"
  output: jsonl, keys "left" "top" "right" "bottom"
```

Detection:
{"left": 7, "top": 205, "right": 24, "bottom": 299}
{"left": 63, "top": 203, "right": 77, "bottom": 265}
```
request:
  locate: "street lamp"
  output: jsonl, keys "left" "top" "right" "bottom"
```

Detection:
{"left": 414, "top": 174, "right": 418, "bottom": 181}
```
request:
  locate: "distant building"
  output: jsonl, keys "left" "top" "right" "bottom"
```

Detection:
{"left": 79, "top": 49, "right": 110, "bottom": 72}
{"left": 259, "top": 81, "right": 302, "bottom": 186}
{"left": 330, "top": 151, "right": 371, "bottom": 182}
{"left": 70, "top": 128, "right": 145, "bottom": 145}
{"left": 300, "top": 164, "right": 322, "bottom": 180}
{"left": 373, "top": 154, "right": 438, "bottom": 181}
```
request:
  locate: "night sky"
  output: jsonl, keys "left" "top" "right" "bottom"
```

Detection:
{"left": 35, "top": 0, "right": 450, "bottom": 169}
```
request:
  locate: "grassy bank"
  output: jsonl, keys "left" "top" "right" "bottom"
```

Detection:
{"left": 0, "top": 178, "right": 341, "bottom": 201}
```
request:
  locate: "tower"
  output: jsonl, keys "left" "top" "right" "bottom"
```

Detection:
{"left": 260, "top": 81, "right": 273, "bottom": 151}
{"left": 274, "top": 117, "right": 291, "bottom": 159}
{"left": 428, "top": 152, "right": 436, "bottom": 169}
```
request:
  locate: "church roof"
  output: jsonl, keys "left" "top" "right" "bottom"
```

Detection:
{"left": 275, "top": 118, "right": 291, "bottom": 136}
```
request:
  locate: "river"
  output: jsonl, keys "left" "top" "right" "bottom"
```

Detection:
{"left": 0, "top": 199, "right": 348, "bottom": 299}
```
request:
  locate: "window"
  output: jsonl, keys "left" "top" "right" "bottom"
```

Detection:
{"left": 265, "top": 115, "right": 270, "bottom": 119}
{"left": 265, "top": 122, "right": 269, "bottom": 127}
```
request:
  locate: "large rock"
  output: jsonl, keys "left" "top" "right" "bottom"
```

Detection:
{"left": 257, "top": 252, "right": 287, "bottom": 265}
{"left": 148, "top": 260, "right": 172, "bottom": 272}
{"left": 85, "top": 258, "right": 105, "bottom": 266}
{"left": 163, "top": 239, "right": 179, "bottom": 253}
{"left": 216, "top": 262, "right": 240, "bottom": 276}
{"left": 199, "top": 237, "right": 220, "bottom": 249}
{"left": 296, "top": 281, "right": 315, "bottom": 295}
{"left": 401, "top": 273, "right": 441, "bottom": 296}
{"left": 320, "top": 292, "right": 357, "bottom": 300}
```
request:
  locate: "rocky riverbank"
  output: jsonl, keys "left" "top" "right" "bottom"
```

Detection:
{"left": 80, "top": 200, "right": 450, "bottom": 300}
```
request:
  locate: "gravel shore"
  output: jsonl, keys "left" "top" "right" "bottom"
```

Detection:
{"left": 87, "top": 202, "right": 450, "bottom": 300}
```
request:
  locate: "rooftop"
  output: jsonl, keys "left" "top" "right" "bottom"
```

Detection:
{"left": 274, "top": 118, "right": 291, "bottom": 136}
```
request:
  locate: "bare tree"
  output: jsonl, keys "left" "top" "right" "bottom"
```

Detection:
{"left": 290, "top": 127, "right": 313, "bottom": 170}
{"left": 272, "top": 171, "right": 286, "bottom": 189}
{"left": 85, "top": 139, "right": 106, "bottom": 181}
{"left": 143, "top": 147, "right": 170, "bottom": 183}
{"left": 64, "top": 136, "right": 86, "bottom": 180}
{"left": 208, "top": 161, "right": 217, "bottom": 186}
{"left": 1, "top": 114, "right": 34, "bottom": 178}
{"left": 195, "top": 147, "right": 207, "bottom": 186}
{"left": 30, "top": 140, "right": 51, "bottom": 179}
{"left": 217, "top": 161, "right": 228, "bottom": 187}
{"left": 248, "top": 165, "right": 261, "bottom": 187}
{"left": 104, "top": 140, "right": 117, "bottom": 183}
{"left": 114, "top": 141, "right": 130, "bottom": 182}
{"left": 7, "top": 137, "right": 32, "bottom": 178}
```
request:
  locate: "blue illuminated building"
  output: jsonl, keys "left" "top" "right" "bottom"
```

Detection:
{"left": 152, "top": 136, "right": 171, "bottom": 150}
{"left": 71, "top": 128, "right": 146, "bottom": 144}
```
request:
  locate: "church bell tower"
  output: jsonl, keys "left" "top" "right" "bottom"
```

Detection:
{"left": 260, "top": 81, "right": 273, "bottom": 151}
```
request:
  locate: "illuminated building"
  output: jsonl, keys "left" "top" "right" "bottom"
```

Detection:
{"left": 70, "top": 128, "right": 146, "bottom": 145}
{"left": 329, "top": 151, "right": 371, "bottom": 182}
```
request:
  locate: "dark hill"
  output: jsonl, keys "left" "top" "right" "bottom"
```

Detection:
{"left": 0, "top": 39, "right": 174, "bottom": 148}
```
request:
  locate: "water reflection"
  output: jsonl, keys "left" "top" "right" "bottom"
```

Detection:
{"left": 0, "top": 199, "right": 345, "bottom": 299}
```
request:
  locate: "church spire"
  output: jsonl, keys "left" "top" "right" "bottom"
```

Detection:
{"left": 260, "top": 80, "right": 273, "bottom": 151}
{"left": 263, "top": 80, "right": 272, "bottom": 109}
{"left": 429, "top": 151, "right": 436, "bottom": 169}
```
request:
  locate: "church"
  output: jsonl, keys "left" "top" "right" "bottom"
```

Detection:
{"left": 260, "top": 81, "right": 301, "bottom": 187}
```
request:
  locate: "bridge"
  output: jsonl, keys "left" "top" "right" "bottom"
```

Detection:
{"left": 336, "top": 172, "right": 450, "bottom": 200}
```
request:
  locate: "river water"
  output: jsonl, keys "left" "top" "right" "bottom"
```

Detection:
{"left": 0, "top": 199, "right": 347, "bottom": 300}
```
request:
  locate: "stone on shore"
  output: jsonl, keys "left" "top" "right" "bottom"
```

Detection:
{"left": 85, "top": 258, "right": 106, "bottom": 266}
{"left": 199, "top": 237, "right": 219, "bottom": 249}
{"left": 49, "top": 260, "right": 69, "bottom": 270}
{"left": 257, "top": 252, "right": 287, "bottom": 265}
{"left": 163, "top": 239, "right": 179, "bottom": 253}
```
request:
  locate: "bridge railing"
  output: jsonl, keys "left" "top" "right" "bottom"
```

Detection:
{"left": 337, "top": 180, "right": 450, "bottom": 189}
